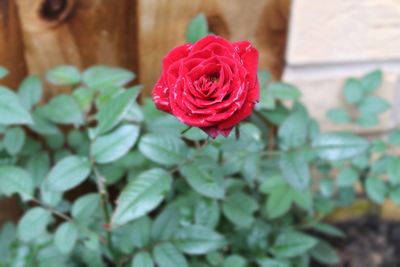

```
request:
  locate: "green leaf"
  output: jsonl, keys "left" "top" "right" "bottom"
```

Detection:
{"left": 337, "top": 167, "right": 358, "bottom": 187}
{"left": 222, "top": 192, "right": 258, "bottom": 228}
{"left": 358, "top": 96, "right": 390, "bottom": 115}
{"left": 180, "top": 156, "right": 225, "bottom": 199}
{"left": 223, "top": 255, "right": 246, "bottom": 267}
{"left": 82, "top": 231, "right": 100, "bottom": 251}
{"left": 186, "top": 13, "right": 208, "bottom": 43}
{"left": 271, "top": 231, "right": 317, "bottom": 258}
{"left": 91, "top": 124, "right": 140, "bottom": 164}
{"left": 112, "top": 168, "right": 172, "bottom": 226}
{"left": 327, "top": 108, "right": 350, "bottom": 124}
{"left": 365, "top": 177, "right": 387, "bottom": 204}
{"left": 371, "top": 139, "right": 387, "bottom": 153}
{"left": 343, "top": 78, "right": 363, "bottom": 104}
{"left": 4, "top": 127, "right": 25, "bottom": 155}
{"left": 0, "top": 66, "right": 8, "bottom": 79}
{"left": 151, "top": 205, "right": 180, "bottom": 241}
{"left": 18, "top": 75, "right": 42, "bottom": 110}
{"left": 206, "top": 251, "right": 224, "bottom": 266}
{"left": 360, "top": 70, "right": 382, "bottom": 93}
{"left": 257, "top": 70, "right": 275, "bottom": 109}
{"left": 356, "top": 113, "right": 379, "bottom": 127}
{"left": 388, "top": 129, "right": 400, "bottom": 146}
{"left": 45, "top": 65, "right": 81, "bottom": 86}
{"left": 132, "top": 251, "right": 154, "bottom": 267}
{"left": 0, "top": 222, "right": 16, "bottom": 260}
{"left": 46, "top": 156, "right": 91, "bottom": 192}
{"left": 26, "top": 152, "right": 50, "bottom": 186}
{"left": 40, "top": 184, "right": 62, "bottom": 207}
{"left": 30, "top": 108, "right": 60, "bottom": 136}
{"left": 263, "top": 105, "right": 290, "bottom": 125}
{"left": 175, "top": 225, "right": 226, "bottom": 255}
{"left": 266, "top": 185, "right": 292, "bottom": 219}
{"left": 310, "top": 241, "right": 339, "bottom": 265}
{"left": 257, "top": 258, "right": 290, "bottom": 267}
{"left": 195, "top": 198, "right": 220, "bottom": 229}
{"left": 269, "top": 82, "right": 301, "bottom": 100}
{"left": 83, "top": 65, "right": 135, "bottom": 88}
{"left": 313, "top": 223, "right": 345, "bottom": 238}
{"left": 0, "top": 166, "right": 33, "bottom": 201}
{"left": 319, "top": 178, "right": 334, "bottom": 197}
{"left": 45, "top": 132, "right": 65, "bottom": 150}
{"left": 130, "top": 216, "right": 152, "bottom": 248}
{"left": 43, "top": 95, "right": 84, "bottom": 125}
{"left": 54, "top": 222, "right": 78, "bottom": 254}
{"left": 71, "top": 193, "right": 101, "bottom": 225}
{"left": 182, "top": 127, "right": 208, "bottom": 141}
{"left": 139, "top": 133, "right": 189, "bottom": 166}
{"left": 312, "top": 132, "right": 369, "bottom": 161}
{"left": 0, "top": 86, "right": 33, "bottom": 125}
{"left": 291, "top": 189, "right": 313, "bottom": 211}
{"left": 279, "top": 152, "right": 310, "bottom": 190}
{"left": 260, "top": 175, "right": 286, "bottom": 194}
{"left": 95, "top": 88, "right": 141, "bottom": 136}
{"left": 17, "top": 207, "right": 51, "bottom": 242}
{"left": 73, "top": 87, "right": 93, "bottom": 112}
{"left": 278, "top": 112, "right": 308, "bottom": 150}
{"left": 153, "top": 243, "right": 188, "bottom": 267}
{"left": 388, "top": 157, "right": 400, "bottom": 184}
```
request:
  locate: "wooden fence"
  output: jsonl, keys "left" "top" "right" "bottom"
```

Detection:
{"left": 0, "top": 0, "right": 290, "bottom": 222}
{"left": 0, "top": 0, "right": 290, "bottom": 98}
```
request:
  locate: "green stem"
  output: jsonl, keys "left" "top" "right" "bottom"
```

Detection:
{"left": 31, "top": 198, "right": 73, "bottom": 222}
{"left": 93, "top": 166, "right": 117, "bottom": 261}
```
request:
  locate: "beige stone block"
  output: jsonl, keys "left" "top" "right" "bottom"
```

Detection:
{"left": 287, "top": 0, "right": 400, "bottom": 65}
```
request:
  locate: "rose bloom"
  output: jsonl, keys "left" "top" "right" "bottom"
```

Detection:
{"left": 152, "top": 35, "right": 259, "bottom": 138}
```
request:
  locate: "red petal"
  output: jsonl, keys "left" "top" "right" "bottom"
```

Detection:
{"left": 191, "top": 35, "right": 235, "bottom": 54}
{"left": 163, "top": 44, "right": 192, "bottom": 72}
{"left": 152, "top": 78, "right": 171, "bottom": 113}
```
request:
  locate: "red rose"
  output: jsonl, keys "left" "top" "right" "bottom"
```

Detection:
{"left": 152, "top": 35, "right": 259, "bottom": 138}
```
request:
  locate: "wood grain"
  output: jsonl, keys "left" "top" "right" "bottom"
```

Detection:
{"left": 0, "top": 0, "right": 27, "bottom": 89}
{"left": 138, "top": 0, "right": 290, "bottom": 94}
{"left": 15, "top": 0, "right": 138, "bottom": 98}
{"left": 0, "top": 0, "right": 27, "bottom": 224}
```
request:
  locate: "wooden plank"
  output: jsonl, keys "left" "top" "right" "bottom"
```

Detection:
{"left": 287, "top": 0, "right": 400, "bottom": 65}
{"left": 0, "top": 0, "right": 27, "bottom": 224}
{"left": 15, "top": 0, "right": 138, "bottom": 99}
{"left": 0, "top": 0, "right": 28, "bottom": 89}
{"left": 138, "top": 0, "right": 290, "bottom": 94}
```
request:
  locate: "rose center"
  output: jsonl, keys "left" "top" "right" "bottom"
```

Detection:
{"left": 193, "top": 73, "right": 221, "bottom": 98}
{"left": 208, "top": 73, "right": 219, "bottom": 82}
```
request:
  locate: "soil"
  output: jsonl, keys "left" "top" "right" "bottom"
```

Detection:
{"left": 312, "top": 215, "right": 400, "bottom": 267}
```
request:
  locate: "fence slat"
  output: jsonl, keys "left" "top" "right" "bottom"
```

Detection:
{"left": 138, "top": 0, "right": 290, "bottom": 93}
{"left": 15, "top": 0, "right": 138, "bottom": 98}
{"left": 0, "top": 0, "right": 27, "bottom": 89}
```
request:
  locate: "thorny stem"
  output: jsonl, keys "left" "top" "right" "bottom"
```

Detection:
{"left": 93, "top": 166, "right": 117, "bottom": 261}
{"left": 31, "top": 198, "right": 73, "bottom": 222}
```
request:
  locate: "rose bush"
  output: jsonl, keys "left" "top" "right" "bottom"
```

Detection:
{"left": 152, "top": 35, "right": 259, "bottom": 138}
{"left": 0, "top": 13, "right": 397, "bottom": 267}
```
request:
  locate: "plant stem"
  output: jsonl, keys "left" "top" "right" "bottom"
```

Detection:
{"left": 253, "top": 109, "right": 278, "bottom": 150}
{"left": 93, "top": 166, "right": 117, "bottom": 261}
{"left": 31, "top": 198, "right": 73, "bottom": 222}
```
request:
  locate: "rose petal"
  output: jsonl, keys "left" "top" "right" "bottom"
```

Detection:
{"left": 152, "top": 78, "right": 171, "bottom": 113}
{"left": 163, "top": 43, "right": 192, "bottom": 72}
{"left": 191, "top": 35, "right": 235, "bottom": 54}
